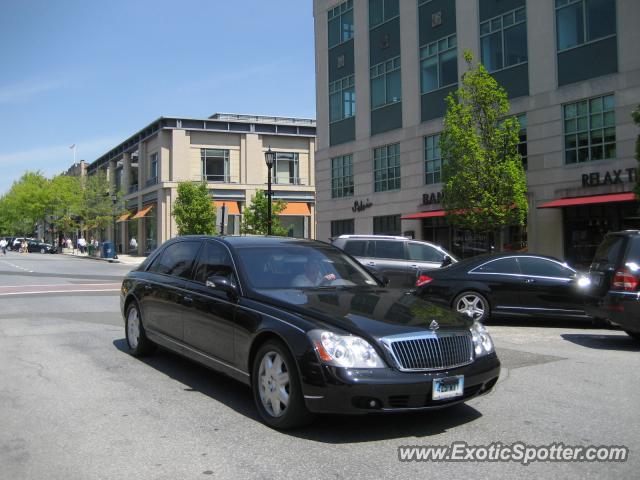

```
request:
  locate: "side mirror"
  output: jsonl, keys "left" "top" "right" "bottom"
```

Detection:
{"left": 373, "top": 273, "right": 389, "bottom": 287}
{"left": 206, "top": 275, "right": 238, "bottom": 298}
{"left": 441, "top": 255, "right": 453, "bottom": 267}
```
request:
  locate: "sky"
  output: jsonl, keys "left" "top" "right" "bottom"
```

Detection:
{"left": 0, "top": 0, "right": 316, "bottom": 195}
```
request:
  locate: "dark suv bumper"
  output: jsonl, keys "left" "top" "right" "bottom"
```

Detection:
{"left": 302, "top": 353, "right": 500, "bottom": 414}
{"left": 586, "top": 291, "right": 640, "bottom": 334}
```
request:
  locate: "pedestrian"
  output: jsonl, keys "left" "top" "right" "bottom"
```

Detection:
{"left": 78, "top": 236, "right": 86, "bottom": 254}
{"left": 129, "top": 236, "right": 137, "bottom": 252}
{"left": 21, "top": 239, "right": 28, "bottom": 254}
{"left": 0, "top": 238, "right": 7, "bottom": 256}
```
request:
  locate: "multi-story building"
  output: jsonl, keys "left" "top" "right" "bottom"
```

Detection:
{"left": 87, "top": 113, "right": 316, "bottom": 255}
{"left": 314, "top": 0, "right": 640, "bottom": 266}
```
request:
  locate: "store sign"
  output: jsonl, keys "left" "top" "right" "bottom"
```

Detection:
{"left": 352, "top": 199, "right": 373, "bottom": 213}
{"left": 582, "top": 168, "right": 637, "bottom": 187}
{"left": 422, "top": 191, "right": 444, "bottom": 205}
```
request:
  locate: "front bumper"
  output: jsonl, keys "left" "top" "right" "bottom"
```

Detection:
{"left": 302, "top": 353, "right": 500, "bottom": 414}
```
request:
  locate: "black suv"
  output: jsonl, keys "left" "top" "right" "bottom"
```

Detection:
{"left": 587, "top": 231, "right": 640, "bottom": 341}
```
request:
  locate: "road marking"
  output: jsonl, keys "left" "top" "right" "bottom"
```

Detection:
{"left": 0, "top": 260, "right": 34, "bottom": 273}
{"left": 0, "top": 289, "right": 120, "bottom": 296}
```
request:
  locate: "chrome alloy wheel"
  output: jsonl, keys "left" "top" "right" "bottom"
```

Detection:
{"left": 127, "top": 307, "right": 140, "bottom": 350}
{"left": 258, "top": 351, "right": 290, "bottom": 417}
{"left": 456, "top": 294, "right": 486, "bottom": 320}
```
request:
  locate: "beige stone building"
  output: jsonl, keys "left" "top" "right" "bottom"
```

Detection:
{"left": 87, "top": 113, "right": 316, "bottom": 255}
{"left": 314, "top": 0, "right": 640, "bottom": 267}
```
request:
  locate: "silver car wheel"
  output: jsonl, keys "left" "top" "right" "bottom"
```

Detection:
{"left": 456, "top": 294, "right": 485, "bottom": 320}
{"left": 258, "top": 351, "right": 290, "bottom": 418}
{"left": 127, "top": 307, "right": 140, "bottom": 350}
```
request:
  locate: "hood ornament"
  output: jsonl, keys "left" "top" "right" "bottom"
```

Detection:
{"left": 429, "top": 320, "right": 440, "bottom": 331}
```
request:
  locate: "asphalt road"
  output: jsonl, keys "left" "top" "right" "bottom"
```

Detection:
{"left": 0, "top": 251, "right": 638, "bottom": 479}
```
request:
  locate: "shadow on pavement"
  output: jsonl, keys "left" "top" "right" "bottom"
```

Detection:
{"left": 113, "top": 338, "right": 483, "bottom": 442}
{"left": 561, "top": 333, "right": 640, "bottom": 351}
{"left": 486, "top": 317, "right": 604, "bottom": 329}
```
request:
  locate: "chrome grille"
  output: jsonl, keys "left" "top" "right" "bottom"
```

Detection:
{"left": 386, "top": 332, "right": 474, "bottom": 371}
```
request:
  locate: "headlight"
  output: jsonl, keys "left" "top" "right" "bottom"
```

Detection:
{"left": 471, "top": 321, "right": 494, "bottom": 357}
{"left": 308, "top": 330, "right": 386, "bottom": 368}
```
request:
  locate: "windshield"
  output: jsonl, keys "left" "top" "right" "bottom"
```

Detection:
{"left": 235, "top": 245, "right": 380, "bottom": 289}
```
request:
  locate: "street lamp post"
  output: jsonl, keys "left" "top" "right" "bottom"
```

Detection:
{"left": 264, "top": 146, "right": 276, "bottom": 236}
{"left": 111, "top": 193, "right": 118, "bottom": 259}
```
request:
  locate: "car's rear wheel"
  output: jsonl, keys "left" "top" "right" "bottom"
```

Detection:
{"left": 125, "top": 302, "right": 156, "bottom": 356}
{"left": 40, "top": 247, "right": 45, "bottom": 254}
{"left": 252, "top": 339, "right": 314, "bottom": 429}
{"left": 624, "top": 330, "right": 640, "bottom": 342}
{"left": 454, "top": 291, "right": 489, "bottom": 322}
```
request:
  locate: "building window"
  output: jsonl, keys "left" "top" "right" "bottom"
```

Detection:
{"left": 328, "top": 0, "right": 354, "bottom": 48}
{"left": 272, "top": 152, "right": 300, "bottom": 185}
{"left": 420, "top": 34, "right": 457, "bottom": 93}
{"left": 424, "top": 134, "right": 442, "bottom": 185}
{"left": 201, "top": 149, "right": 229, "bottom": 182}
{"left": 370, "top": 56, "right": 401, "bottom": 110}
{"left": 369, "top": 0, "right": 399, "bottom": 29}
{"left": 331, "top": 219, "right": 355, "bottom": 237}
{"left": 480, "top": 7, "right": 527, "bottom": 73}
{"left": 331, "top": 154, "right": 354, "bottom": 198}
{"left": 556, "top": 0, "right": 616, "bottom": 52}
{"left": 374, "top": 143, "right": 401, "bottom": 192}
{"left": 373, "top": 214, "right": 401, "bottom": 236}
{"left": 517, "top": 114, "right": 528, "bottom": 170}
{"left": 329, "top": 75, "right": 355, "bottom": 123}
{"left": 564, "top": 94, "right": 615, "bottom": 164}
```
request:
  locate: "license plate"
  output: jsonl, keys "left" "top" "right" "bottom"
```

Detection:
{"left": 432, "top": 375, "right": 464, "bottom": 401}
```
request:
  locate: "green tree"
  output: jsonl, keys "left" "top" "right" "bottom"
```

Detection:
{"left": 48, "top": 174, "right": 83, "bottom": 238}
{"left": 633, "top": 105, "right": 640, "bottom": 197}
{"left": 81, "top": 171, "right": 118, "bottom": 231}
{"left": 241, "top": 190, "right": 288, "bottom": 236}
{"left": 2, "top": 171, "right": 51, "bottom": 235}
{"left": 440, "top": 51, "right": 528, "bottom": 238}
{"left": 172, "top": 182, "right": 217, "bottom": 235}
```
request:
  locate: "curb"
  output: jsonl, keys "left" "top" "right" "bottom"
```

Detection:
{"left": 62, "top": 253, "right": 122, "bottom": 263}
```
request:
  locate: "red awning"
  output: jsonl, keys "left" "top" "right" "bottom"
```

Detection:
{"left": 538, "top": 192, "right": 636, "bottom": 209}
{"left": 401, "top": 210, "right": 446, "bottom": 220}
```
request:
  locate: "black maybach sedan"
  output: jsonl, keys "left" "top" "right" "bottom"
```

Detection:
{"left": 121, "top": 236, "right": 500, "bottom": 429}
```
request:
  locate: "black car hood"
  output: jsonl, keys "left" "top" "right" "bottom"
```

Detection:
{"left": 251, "top": 287, "right": 473, "bottom": 339}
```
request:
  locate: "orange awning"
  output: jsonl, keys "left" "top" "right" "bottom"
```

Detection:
{"left": 280, "top": 202, "right": 311, "bottom": 216}
{"left": 213, "top": 201, "right": 240, "bottom": 215}
{"left": 132, "top": 205, "right": 154, "bottom": 219}
{"left": 401, "top": 210, "right": 446, "bottom": 220}
{"left": 116, "top": 212, "right": 131, "bottom": 223}
{"left": 538, "top": 192, "right": 636, "bottom": 208}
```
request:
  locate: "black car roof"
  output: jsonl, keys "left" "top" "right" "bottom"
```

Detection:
{"left": 169, "top": 235, "right": 330, "bottom": 249}
{"left": 451, "top": 252, "right": 565, "bottom": 268}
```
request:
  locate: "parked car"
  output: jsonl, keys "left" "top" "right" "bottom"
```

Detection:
{"left": 414, "top": 253, "right": 592, "bottom": 322}
{"left": 27, "top": 240, "right": 57, "bottom": 254}
{"left": 121, "top": 236, "right": 500, "bottom": 429}
{"left": 332, "top": 235, "right": 456, "bottom": 289}
{"left": 12, "top": 237, "right": 35, "bottom": 250}
{"left": 586, "top": 231, "right": 640, "bottom": 342}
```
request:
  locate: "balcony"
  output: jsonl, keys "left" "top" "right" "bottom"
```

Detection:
{"left": 145, "top": 177, "right": 158, "bottom": 188}
{"left": 128, "top": 184, "right": 139, "bottom": 194}
{"left": 272, "top": 177, "right": 305, "bottom": 186}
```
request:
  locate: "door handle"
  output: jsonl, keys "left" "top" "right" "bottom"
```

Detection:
{"left": 524, "top": 278, "right": 536, "bottom": 284}
{"left": 409, "top": 264, "right": 419, "bottom": 269}
{"left": 143, "top": 284, "right": 152, "bottom": 292}
{"left": 182, "top": 295, "right": 194, "bottom": 305}
{"left": 366, "top": 262, "right": 376, "bottom": 266}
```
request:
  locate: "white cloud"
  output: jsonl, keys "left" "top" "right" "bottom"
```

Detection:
{"left": 0, "top": 136, "right": 121, "bottom": 194}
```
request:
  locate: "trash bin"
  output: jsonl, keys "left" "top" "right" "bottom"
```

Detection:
{"left": 87, "top": 244, "right": 95, "bottom": 256}
{"left": 101, "top": 242, "right": 115, "bottom": 259}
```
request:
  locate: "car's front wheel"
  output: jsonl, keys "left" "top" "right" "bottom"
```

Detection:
{"left": 624, "top": 330, "right": 640, "bottom": 342}
{"left": 125, "top": 301, "right": 156, "bottom": 356}
{"left": 252, "top": 339, "right": 314, "bottom": 429}
{"left": 454, "top": 291, "right": 489, "bottom": 322}
{"left": 40, "top": 247, "right": 45, "bottom": 254}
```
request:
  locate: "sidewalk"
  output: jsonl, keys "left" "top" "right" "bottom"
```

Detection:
{"left": 61, "top": 250, "right": 145, "bottom": 266}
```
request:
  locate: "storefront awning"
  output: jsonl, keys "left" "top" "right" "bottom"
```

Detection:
{"left": 132, "top": 205, "right": 154, "bottom": 219}
{"left": 213, "top": 201, "right": 240, "bottom": 215}
{"left": 401, "top": 210, "right": 446, "bottom": 220}
{"left": 538, "top": 192, "right": 636, "bottom": 209}
{"left": 116, "top": 212, "right": 131, "bottom": 223}
{"left": 280, "top": 202, "right": 311, "bottom": 216}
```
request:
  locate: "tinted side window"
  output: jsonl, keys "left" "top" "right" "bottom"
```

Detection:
{"left": 474, "top": 258, "right": 520, "bottom": 274}
{"left": 407, "top": 243, "right": 445, "bottom": 262}
{"left": 518, "top": 257, "right": 572, "bottom": 278}
{"left": 343, "top": 240, "right": 369, "bottom": 257}
{"left": 593, "top": 235, "right": 625, "bottom": 266}
{"left": 373, "top": 240, "right": 406, "bottom": 260}
{"left": 194, "top": 241, "right": 234, "bottom": 283}
{"left": 149, "top": 241, "right": 201, "bottom": 278}
{"left": 625, "top": 237, "right": 640, "bottom": 265}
